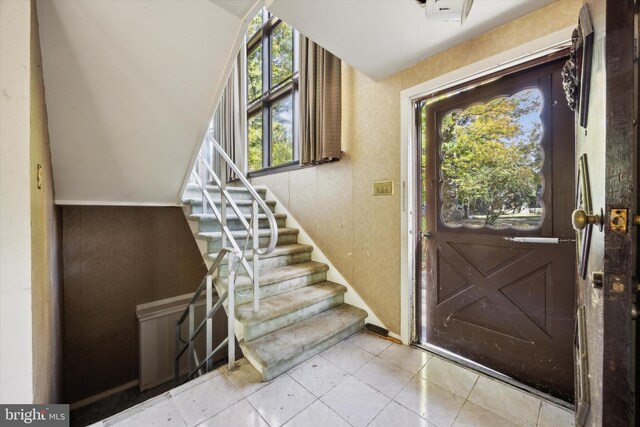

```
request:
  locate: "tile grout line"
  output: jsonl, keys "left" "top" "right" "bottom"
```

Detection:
{"left": 167, "top": 397, "right": 189, "bottom": 427}
{"left": 467, "top": 375, "right": 544, "bottom": 426}
{"left": 278, "top": 373, "right": 319, "bottom": 426}
{"left": 296, "top": 344, "right": 394, "bottom": 426}
{"left": 448, "top": 374, "right": 482, "bottom": 427}
{"left": 535, "top": 399, "right": 543, "bottom": 427}
{"left": 243, "top": 387, "right": 275, "bottom": 427}
{"left": 449, "top": 399, "right": 468, "bottom": 427}
{"left": 289, "top": 356, "right": 350, "bottom": 399}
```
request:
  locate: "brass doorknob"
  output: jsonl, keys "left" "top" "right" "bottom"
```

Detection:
{"left": 572, "top": 209, "right": 601, "bottom": 231}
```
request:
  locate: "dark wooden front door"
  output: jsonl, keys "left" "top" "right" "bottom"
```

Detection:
{"left": 421, "top": 59, "right": 576, "bottom": 401}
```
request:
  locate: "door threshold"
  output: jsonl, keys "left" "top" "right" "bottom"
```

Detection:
{"left": 412, "top": 341, "right": 575, "bottom": 411}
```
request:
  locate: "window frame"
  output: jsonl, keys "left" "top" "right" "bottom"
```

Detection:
{"left": 246, "top": 9, "right": 300, "bottom": 175}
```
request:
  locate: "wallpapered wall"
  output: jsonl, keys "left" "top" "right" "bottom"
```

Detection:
{"left": 252, "top": 0, "right": 582, "bottom": 333}
{"left": 62, "top": 206, "right": 206, "bottom": 404}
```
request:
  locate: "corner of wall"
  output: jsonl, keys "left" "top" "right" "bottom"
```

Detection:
{"left": 255, "top": 185, "right": 397, "bottom": 338}
{"left": 30, "top": 0, "right": 64, "bottom": 404}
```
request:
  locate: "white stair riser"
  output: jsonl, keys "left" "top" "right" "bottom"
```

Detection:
{"left": 240, "top": 293, "right": 344, "bottom": 342}
{"left": 198, "top": 216, "right": 287, "bottom": 232}
{"left": 183, "top": 188, "right": 267, "bottom": 201}
{"left": 206, "top": 233, "right": 297, "bottom": 252}
{"left": 219, "top": 270, "right": 328, "bottom": 305}
{"left": 189, "top": 202, "right": 276, "bottom": 215}
{"left": 216, "top": 251, "right": 312, "bottom": 274}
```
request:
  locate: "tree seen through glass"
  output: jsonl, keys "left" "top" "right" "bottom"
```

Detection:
{"left": 247, "top": 46, "right": 262, "bottom": 103}
{"left": 271, "top": 95, "right": 293, "bottom": 166}
{"left": 439, "top": 88, "right": 545, "bottom": 229}
{"left": 247, "top": 12, "right": 262, "bottom": 40}
{"left": 248, "top": 114, "right": 263, "bottom": 171}
{"left": 271, "top": 23, "right": 293, "bottom": 88}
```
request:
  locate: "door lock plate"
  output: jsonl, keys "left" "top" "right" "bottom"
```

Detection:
{"left": 609, "top": 208, "right": 628, "bottom": 234}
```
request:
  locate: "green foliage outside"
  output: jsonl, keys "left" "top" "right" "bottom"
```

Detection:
{"left": 439, "top": 89, "right": 544, "bottom": 228}
{"left": 247, "top": 46, "right": 262, "bottom": 103}
{"left": 271, "top": 96, "right": 293, "bottom": 166}
{"left": 248, "top": 114, "right": 262, "bottom": 171}
{"left": 247, "top": 12, "right": 262, "bottom": 40}
{"left": 246, "top": 11, "right": 295, "bottom": 170}
{"left": 271, "top": 23, "right": 293, "bottom": 87}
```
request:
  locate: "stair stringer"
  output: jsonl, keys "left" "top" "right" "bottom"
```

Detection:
{"left": 254, "top": 185, "right": 393, "bottom": 337}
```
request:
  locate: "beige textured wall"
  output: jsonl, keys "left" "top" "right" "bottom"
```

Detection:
{"left": 0, "top": 0, "right": 34, "bottom": 404}
{"left": 30, "top": 0, "right": 64, "bottom": 404}
{"left": 252, "top": 0, "right": 581, "bottom": 333}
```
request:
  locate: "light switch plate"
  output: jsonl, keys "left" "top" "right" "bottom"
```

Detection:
{"left": 373, "top": 180, "right": 394, "bottom": 196}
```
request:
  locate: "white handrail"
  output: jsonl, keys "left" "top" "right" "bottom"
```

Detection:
{"left": 204, "top": 132, "right": 278, "bottom": 256}
{"left": 175, "top": 131, "right": 279, "bottom": 380}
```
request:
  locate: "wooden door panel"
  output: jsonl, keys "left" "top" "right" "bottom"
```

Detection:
{"left": 423, "top": 59, "right": 575, "bottom": 401}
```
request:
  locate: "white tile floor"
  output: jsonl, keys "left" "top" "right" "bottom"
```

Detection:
{"left": 95, "top": 332, "right": 575, "bottom": 427}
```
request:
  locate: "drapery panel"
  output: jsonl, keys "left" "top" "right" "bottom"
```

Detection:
{"left": 299, "top": 35, "right": 342, "bottom": 165}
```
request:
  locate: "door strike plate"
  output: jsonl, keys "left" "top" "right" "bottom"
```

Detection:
{"left": 609, "top": 208, "right": 628, "bottom": 234}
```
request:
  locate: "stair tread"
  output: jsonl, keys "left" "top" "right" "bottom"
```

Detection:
{"left": 206, "top": 243, "right": 313, "bottom": 262}
{"left": 240, "top": 304, "right": 367, "bottom": 368}
{"left": 189, "top": 212, "right": 287, "bottom": 222}
{"left": 183, "top": 198, "right": 276, "bottom": 207}
{"left": 185, "top": 183, "right": 266, "bottom": 193}
{"left": 218, "top": 261, "right": 329, "bottom": 289}
{"left": 196, "top": 227, "right": 298, "bottom": 241}
{"left": 236, "top": 281, "right": 346, "bottom": 326}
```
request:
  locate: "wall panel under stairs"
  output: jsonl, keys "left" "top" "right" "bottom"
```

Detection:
{"left": 61, "top": 206, "right": 216, "bottom": 405}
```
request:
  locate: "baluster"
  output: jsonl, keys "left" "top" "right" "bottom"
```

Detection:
{"left": 220, "top": 164, "right": 227, "bottom": 250}
{"left": 188, "top": 303, "right": 195, "bottom": 378}
{"left": 174, "top": 322, "right": 180, "bottom": 386}
{"left": 199, "top": 156, "right": 208, "bottom": 215}
{"left": 227, "top": 252, "right": 237, "bottom": 371}
{"left": 252, "top": 200, "right": 260, "bottom": 313}
{"left": 205, "top": 274, "right": 213, "bottom": 371}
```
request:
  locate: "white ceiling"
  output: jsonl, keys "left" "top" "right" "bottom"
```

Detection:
{"left": 37, "top": 0, "right": 555, "bottom": 205}
{"left": 38, "top": 0, "right": 251, "bottom": 204}
{"left": 269, "top": 0, "right": 555, "bottom": 81}
{"left": 210, "top": 0, "right": 259, "bottom": 18}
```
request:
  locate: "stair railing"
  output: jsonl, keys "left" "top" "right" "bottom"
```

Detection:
{"left": 175, "top": 131, "right": 278, "bottom": 383}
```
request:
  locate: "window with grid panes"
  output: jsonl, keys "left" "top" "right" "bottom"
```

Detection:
{"left": 246, "top": 8, "right": 298, "bottom": 173}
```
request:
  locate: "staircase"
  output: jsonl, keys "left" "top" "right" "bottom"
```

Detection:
{"left": 182, "top": 183, "right": 367, "bottom": 381}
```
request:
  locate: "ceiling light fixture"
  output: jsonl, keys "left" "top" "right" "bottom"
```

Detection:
{"left": 415, "top": 0, "right": 474, "bottom": 24}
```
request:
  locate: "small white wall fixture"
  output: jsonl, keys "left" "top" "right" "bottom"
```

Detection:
{"left": 399, "top": 28, "right": 574, "bottom": 345}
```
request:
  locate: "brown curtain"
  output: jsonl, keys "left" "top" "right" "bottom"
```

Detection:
{"left": 299, "top": 35, "right": 342, "bottom": 165}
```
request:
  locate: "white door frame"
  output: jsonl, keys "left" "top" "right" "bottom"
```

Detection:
{"left": 398, "top": 28, "right": 574, "bottom": 345}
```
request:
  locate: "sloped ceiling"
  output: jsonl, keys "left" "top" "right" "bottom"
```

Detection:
{"left": 39, "top": 0, "right": 555, "bottom": 204}
{"left": 269, "top": 0, "right": 555, "bottom": 81}
{"left": 38, "top": 0, "right": 254, "bottom": 204}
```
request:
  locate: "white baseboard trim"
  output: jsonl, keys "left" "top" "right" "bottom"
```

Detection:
{"left": 255, "top": 185, "right": 390, "bottom": 333}
{"left": 70, "top": 380, "right": 139, "bottom": 410}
